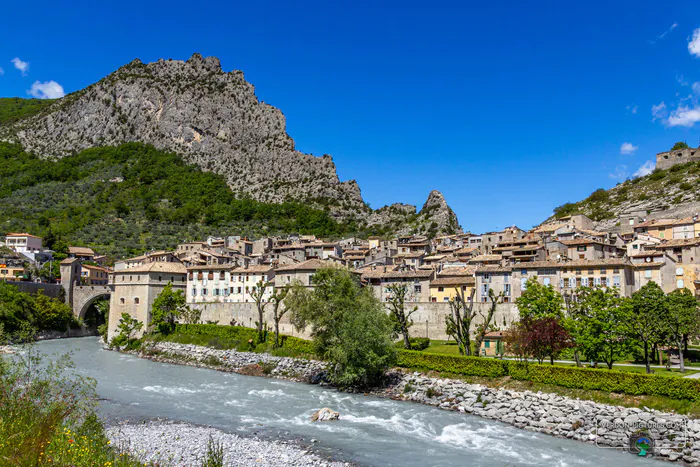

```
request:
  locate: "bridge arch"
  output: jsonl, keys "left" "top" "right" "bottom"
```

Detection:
{"left": 72, "top": 286, "right": 112, "bottom": 320}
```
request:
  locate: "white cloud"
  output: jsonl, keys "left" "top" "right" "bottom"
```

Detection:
{"left": 27, "top": 80, "right": 65, "bottom": 99}
{"left": 626, "top": 104, "right": 638, "bottom": 115}
{"left": 652, "top": 102, "right": 667, "bottom": 121}
{"left": 620, "top": 142, "right": 638, "bottom": 155}
{"left": 11, "top": 57, "right": 28, "bottom": 75}
{"left": 690, "top": 28, "right": 700, "bottom": 57}
{"left": 651, "top": 22, "right": 678, "bottom": 43}
{"left": 666, "top": 104, "right": 700, "bottom": 127}
{"left": 634, "top": 161, "right": 656, "bottom": 177}
{"left": 609, "top": 164, "right": 628, "bottom": 180}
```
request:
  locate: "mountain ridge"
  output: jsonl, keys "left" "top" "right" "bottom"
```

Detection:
{"left": 0, "top": 53, "right": 461, "bottom": 237}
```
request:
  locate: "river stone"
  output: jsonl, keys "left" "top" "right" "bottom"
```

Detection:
{"left": 311, "top": 408, "right": 340, "bottom": 422}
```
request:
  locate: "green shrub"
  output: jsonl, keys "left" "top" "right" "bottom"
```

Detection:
{"left": 680, "top": 182, "right": 693, "bottom": 191}
{"left": 648, "top": 169, "right": 667, "bottom": 181}
{"left": 395, "top": 337, "right": 431, "bottom": 351}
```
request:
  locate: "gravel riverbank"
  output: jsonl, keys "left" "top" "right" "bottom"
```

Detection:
{"left": 106, "top": 421, "right": 350, "bottom": 467}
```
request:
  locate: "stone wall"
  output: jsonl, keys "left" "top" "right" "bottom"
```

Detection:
{"left": 656, "top": 147, "right": 700, "bottom": 170}
{"left": 191, "top": 301, "right": 520, "bottom": 341}
{"left": 5, "top": 281, "right": 63, "bottom": 299}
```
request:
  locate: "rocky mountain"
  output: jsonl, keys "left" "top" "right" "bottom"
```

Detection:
{"left": 0, "top": 53, "right": 460, "bottom": 236}
{"left": 546, "top": 157, "right": 700, "bottom": 231}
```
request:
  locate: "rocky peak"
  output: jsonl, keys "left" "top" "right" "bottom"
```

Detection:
{"left": 418, "top": 190, "right": 462, "bottom": 235}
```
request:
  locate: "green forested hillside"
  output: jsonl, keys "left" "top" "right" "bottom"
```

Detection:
{"left": 0, "top": 142, "right": 380, "bottom": 258}
{"left": 0, "top": 97, "right": 55, "bottom": 125}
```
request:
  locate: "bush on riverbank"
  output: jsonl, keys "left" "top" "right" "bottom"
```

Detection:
{"left": 0, "top": 326, "right": 147, "bottom": 466}
{"left": 397, "top": 349, "right": 700, "bottom": 401}
{"left": 0, "top": 282, "right": 80, "bottom": 334}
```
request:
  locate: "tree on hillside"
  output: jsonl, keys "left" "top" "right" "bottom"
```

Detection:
{"left": 269, "top": 284, "right": 291, "bottom": 348}
{"left": 671, "top": 141, "right": 689, "bottom": 151}
{"left": 385, "top": 284, "right": 417, "bottom": 349}
{"left": 151, "top": 283, "right": 190, "bottom": 333}
{"left": 287, "top": 268, "right": 395, "bottom": 388}
{"left": 516, "top": 277, "right": 564, "bottom": 321}
{"left": 567, "top": 287, "right": 629, "bottom": 369}
{"left": 665, "top": 288, "right": 700, "bottom": 373}
{"left": 627, "top": 281, "right": 667, "bottom": 374}
{"left": 250, "top": 280, "right": 271, "bottom": 343}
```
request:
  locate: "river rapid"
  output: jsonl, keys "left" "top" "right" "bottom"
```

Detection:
{"left": 37, "top": 337, "right": 666, "bottom": 466}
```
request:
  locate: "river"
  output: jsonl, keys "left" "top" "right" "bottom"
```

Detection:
{"left": 37, "top": 337, "right": 666, "bottom": 466}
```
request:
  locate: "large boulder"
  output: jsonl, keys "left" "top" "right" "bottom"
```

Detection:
{"left": 311, "top": 408, "right": 340, "bottom": 422}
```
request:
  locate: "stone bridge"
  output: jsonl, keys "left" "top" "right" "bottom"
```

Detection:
{"left": 60, "top": 258, "right": 112, "bottom": 318}
{"left": 71, "top": 285, "right": 111, "bottom": 319}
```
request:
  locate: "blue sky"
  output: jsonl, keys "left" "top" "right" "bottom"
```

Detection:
{"left": 2, "top": 1, "right": 700, "bottom": 233}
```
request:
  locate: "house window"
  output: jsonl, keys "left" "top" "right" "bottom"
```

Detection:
{"left": 484, "top": 341, "right": 490, "bottom": 348}
{"left": 438, "top": 286, "right": 444, "bottom": 292}
{"left": 414, "top": 284, "right": 422, "bottom": 294}
{"left": 120, "top": 297, "right": 125, "bottom": 304}
{"left": 568, "top": 277, "right": 576, "bottom": 288}
{"left": 134, "top": 297, "right": 140, "bottom": 304}
{"left": 543, "top": 277, "right": 551, "bottom": 286}
{"left": 678, "top": 279, "right": 685, "bottom": 289}
{"left": 208, "top": 273, "right": 214, "bottom": 280}
{"left": 481, "top": 284, "right": 489, "bottom": 295}
{"left": 600, "top": 269, "right": 606, "bottom": 275}
{"left": 559, "top": 278, "right": 564, "bottom": 289}
{"left": 581, "top": 277, "right": 589, "bottom": 287}
{"left": 220, "top": 272, "right": 225, "bottom": 280}
{"left": 593, "top": 277, "right": 601, "bottom": 287}
{"left": 202, "top": 288, "right": 208, "bottom": 295}
{"left": 504, "top": 283, "right": 511, "bottom": 296}
{"left": 676, "top": 267, "right": 684, "bottom": 276}
{"left": 644, "top": 270, "right": 652, "bottom": 279}
{"left": 633, "top": 244, "right": 638, "bottom": 250}
{"left": 577, "top": 246, "right": 587, "bottom": 252}
{"left": 613, "top": 276, "right": 620, "bottom": 287}
{"left": 521, "top": 278, "right": 527, "bottom": 290}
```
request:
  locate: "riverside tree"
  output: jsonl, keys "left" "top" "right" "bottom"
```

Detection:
{"left": 627, "top": 281, "right": 667, "bottom": 374}
{"left": 516, "top": 277, "right": 564, "bottom": 320}
{"left": 385, "top": 283, "right": 417, "bottom": 349}
{"left": 287, "top": 267, "right": 396, "bottom": 388}
{"left": 568, "top": 287, "right": 629, "bottom": 369}
{"left": 445, "top": 288, "right": 477, "bottom": 355}
{"left": 269, "top": 284, "right": 291, "bottom": 348}
{"left": 250, "top": 279, "right": 271, "bottom": 342}
{"left": 151, "top": 283, "right": 190, "bottom": 333}
{"left": 665, "top": 288, "right": 700, "bottom": 373}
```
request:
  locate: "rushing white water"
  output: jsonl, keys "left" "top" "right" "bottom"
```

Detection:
{"left": 38, "top": 338, "right": 666, "bottom": 466}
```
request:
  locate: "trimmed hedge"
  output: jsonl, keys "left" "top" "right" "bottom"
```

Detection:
{"left": 396, "top": 349, "right": 700, "bottom": 401}
{"left": 396, "top": 350, "right": 509, "bottom": 378}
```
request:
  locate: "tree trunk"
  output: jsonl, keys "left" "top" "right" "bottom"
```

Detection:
{"left": 652, "top": 343, "right": 657, "bottom": 364}
{"left": 644, "top": 341, "right": 651, "bottom": 374}
{"left": 550, "top": 355, "right": 554, "bottom": 365}
{"left": 403, "top": 329, "right": 411, "bottom": 350}
{"left": 679, "top": 340, "right": 685, "bottom": 373}
{"left": 274, "top": 318, "right": 280, "bottom": 348}
{"left": 574, "top": 351, "right": 581, "bottom": 368}
{"left": 658, "top": 347, "right": 664, "bottom": 366}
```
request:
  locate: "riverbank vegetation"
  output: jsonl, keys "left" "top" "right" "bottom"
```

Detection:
{"left": 0, "top": 326, "right": 149, "bottom": 466}
{"left": 0, "top": 282, "right": 79, "bottom": 334}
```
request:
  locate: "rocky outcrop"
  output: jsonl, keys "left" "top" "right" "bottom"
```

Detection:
{"left": 0, "top": 53, "right": 460, "bottom": 235}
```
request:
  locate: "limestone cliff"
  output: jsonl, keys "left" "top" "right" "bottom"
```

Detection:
{"left": 0, "top": 53, "right": 460, "bottom": 236}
